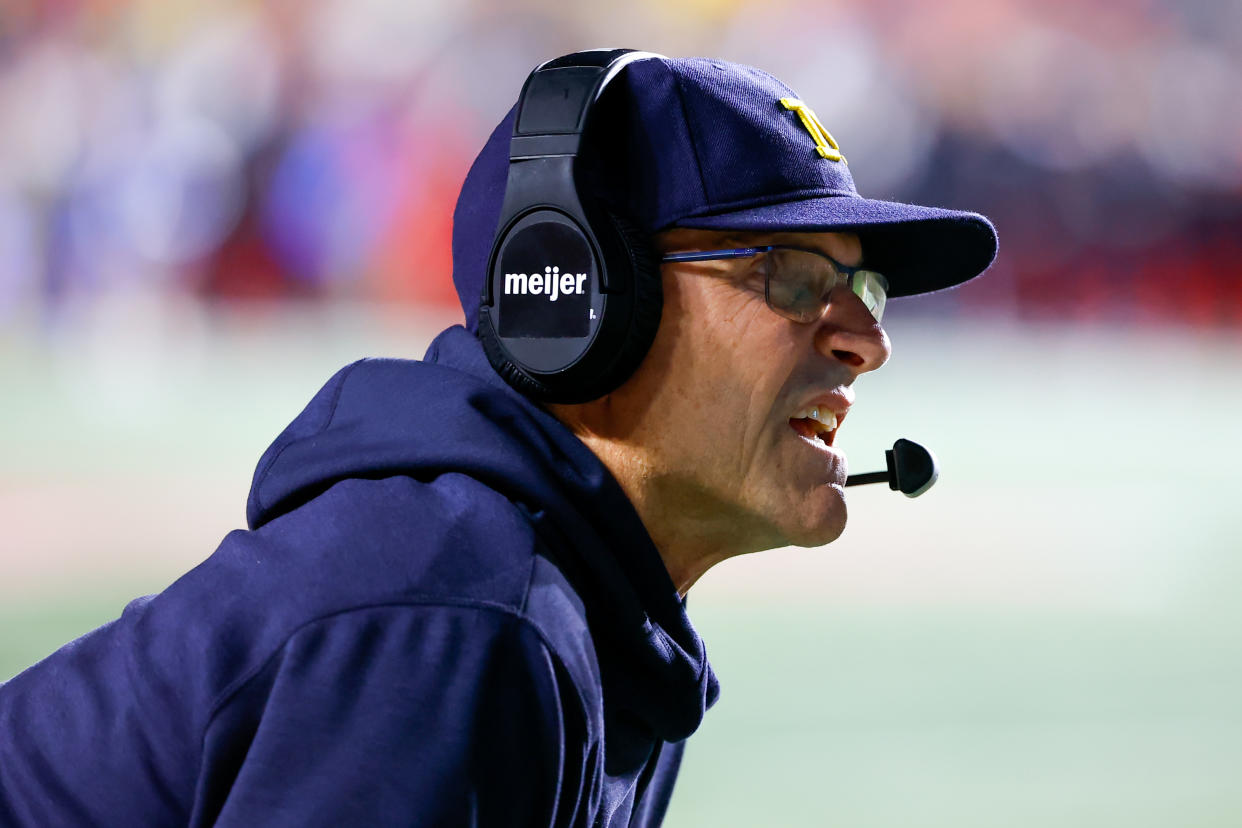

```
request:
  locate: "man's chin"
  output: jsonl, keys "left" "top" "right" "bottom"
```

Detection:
{"left": 779, "top": 490, "right": 848, "bottom": 548}
{"left": 787, "top": 522, "right": 846, "bottom": 549}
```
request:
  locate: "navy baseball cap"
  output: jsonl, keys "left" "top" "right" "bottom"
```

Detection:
{"left": 452, "top": 53, "right": 998, "bottom": 331}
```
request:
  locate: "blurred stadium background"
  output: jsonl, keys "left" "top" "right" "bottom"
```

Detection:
{"left": 2, "top": 0, "right": 1240, "bottom": 825}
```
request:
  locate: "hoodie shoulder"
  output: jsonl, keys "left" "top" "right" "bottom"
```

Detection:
{"left": 249, "top": 471, "right": 545, "bottom": 615}
{"left": 0, "top": 483, "right": 598, "bottom": 826}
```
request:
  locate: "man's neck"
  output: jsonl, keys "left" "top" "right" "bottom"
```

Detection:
{"left": 569, "top": 432, "right": 770, "bottom": 596}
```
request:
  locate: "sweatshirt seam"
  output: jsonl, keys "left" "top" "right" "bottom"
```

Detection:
{"left": 519, "top": 543, "right": 538, "bottom": 617}
{"left": 253, "top": 359, "right": 364, "bottom": 514}
{"left": 198, "top": 598, "right": 590, "bottom": 762}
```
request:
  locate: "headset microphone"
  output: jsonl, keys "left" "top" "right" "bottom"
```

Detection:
{"left": 845, "top": 438, "right": 939, "bottom": 498}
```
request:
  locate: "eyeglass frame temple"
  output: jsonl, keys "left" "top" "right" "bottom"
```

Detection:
{"left": 659, "top": 246, "right": 773, "bottom": 263}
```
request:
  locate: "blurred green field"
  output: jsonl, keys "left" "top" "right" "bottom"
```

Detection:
{"left": 3, "top": 306, "right": 1241, "bottom": 826}
{"left": 671, "top": 601, "right": 1242, "bottom": 827}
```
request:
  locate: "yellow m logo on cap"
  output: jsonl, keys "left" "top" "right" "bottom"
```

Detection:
{"left": 780, "top": 97, "right": 846, "bottom": 163}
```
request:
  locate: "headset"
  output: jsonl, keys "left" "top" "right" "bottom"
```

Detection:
{"left": 477, "top": 49, "right": 665, "bottom": 404}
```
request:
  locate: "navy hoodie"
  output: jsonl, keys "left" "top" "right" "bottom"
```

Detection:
{"left": 0, "top": 325, "right": 718, "bottom": 826}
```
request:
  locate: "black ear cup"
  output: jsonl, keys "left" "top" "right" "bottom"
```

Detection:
{"left": 592, "top": 211, "right": 663, "bottom": 395}
{"left": 480, "top": 309, "right": 552, "bottom": 400}
{"left": 479, "top": 208, "right": 662, "bottom": 404}
{"left": 478, "top": 50, "right": 665, "bottom": 404}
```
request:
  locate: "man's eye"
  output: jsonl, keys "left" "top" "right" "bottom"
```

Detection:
{"left": 739, "top": 255, "right": 770, "bottom": 293}
{"left": 768, "top": 276, "right": 821, "bottom": 314}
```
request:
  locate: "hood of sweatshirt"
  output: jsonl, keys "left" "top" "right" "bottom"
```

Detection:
{"left": 244, "top": 324, "right": 718, "bottom": 743}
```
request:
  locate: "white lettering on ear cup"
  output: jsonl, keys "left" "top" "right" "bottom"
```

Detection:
{"left": 503, "top": 270, "right": 589, "bottom": 299}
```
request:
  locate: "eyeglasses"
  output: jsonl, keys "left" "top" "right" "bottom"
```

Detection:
{"left": 660, "top": 246, "right": 889, "bottom": 324}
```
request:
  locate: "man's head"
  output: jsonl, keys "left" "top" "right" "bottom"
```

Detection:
{"left": 450, "top": 51, "right": 996, "bottom": 584}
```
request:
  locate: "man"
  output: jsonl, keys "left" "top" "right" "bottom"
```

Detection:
{"left": 0, "top": 52, "right": 995, "bottom": 826}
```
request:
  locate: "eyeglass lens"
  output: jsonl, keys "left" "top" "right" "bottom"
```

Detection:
{"left": 761, "top": 249, "right": 887, "bottom": 324}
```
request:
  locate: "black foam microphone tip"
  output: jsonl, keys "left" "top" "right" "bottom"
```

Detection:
{"left": 889, "top": 438, "right": 939, "bottom": 497}
{"left": 844, "top": 438, "right": 939, "bottom": 498}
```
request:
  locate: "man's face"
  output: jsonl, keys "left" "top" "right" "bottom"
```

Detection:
{"left": 603, "top": 229, "right": 892, "bottom": 554}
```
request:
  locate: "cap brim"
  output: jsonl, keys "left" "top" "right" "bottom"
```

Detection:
{"left": 671, "top": 195, "right": 998, "bottom": 298}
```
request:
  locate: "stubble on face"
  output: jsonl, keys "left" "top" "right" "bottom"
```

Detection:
{"left": 550, "top": 228, "right": 885, "bottom": 591}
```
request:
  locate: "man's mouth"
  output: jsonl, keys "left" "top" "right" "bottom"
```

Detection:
{"left": 788, "top": 406, "right": 843, "bottom": 447}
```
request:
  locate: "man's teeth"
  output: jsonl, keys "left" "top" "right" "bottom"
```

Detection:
{"left": 793, "top": 406, "right": 838, "bottom": 432}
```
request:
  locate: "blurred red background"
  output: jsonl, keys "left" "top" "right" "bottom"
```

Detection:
{"left": 1, "top": 0, "right": 1238, "bottom": 333}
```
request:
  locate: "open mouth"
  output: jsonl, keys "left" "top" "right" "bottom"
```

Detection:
{"left": 788, "top": 406, "right": 843, "bottom": 447}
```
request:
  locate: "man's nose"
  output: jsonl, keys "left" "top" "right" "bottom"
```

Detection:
{"left": 813, "top": 288, "right": 892, "bottom": 374}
